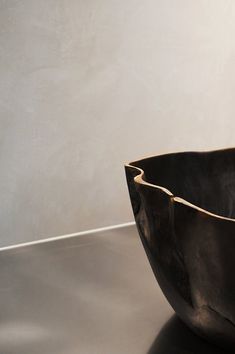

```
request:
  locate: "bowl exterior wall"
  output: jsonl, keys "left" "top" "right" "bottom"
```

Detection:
{"left": 125, "top": 163, "right": 235, "bottom": 349}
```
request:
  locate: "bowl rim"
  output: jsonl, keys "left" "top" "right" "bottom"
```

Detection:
{"left": 125, "top": 147, "right": 235, "bottom": 223}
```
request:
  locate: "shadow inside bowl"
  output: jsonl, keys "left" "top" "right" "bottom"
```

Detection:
{"left": 147, "top": 315, "right": 232, "bottom": 354}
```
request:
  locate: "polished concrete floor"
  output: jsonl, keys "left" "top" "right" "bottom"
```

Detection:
{"left": 0, "top": 225, "right": 228, "bottom": 353}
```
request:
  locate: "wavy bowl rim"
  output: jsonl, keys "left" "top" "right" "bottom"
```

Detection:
{"left": 125, "top": 147, "right": 235, "bottom": 223}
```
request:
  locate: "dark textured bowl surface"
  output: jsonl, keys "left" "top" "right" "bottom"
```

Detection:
{"left": 125, "top": 148, "right": 235, "bottom": 350}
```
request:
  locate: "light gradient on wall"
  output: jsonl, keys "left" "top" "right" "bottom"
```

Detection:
{"left": 0, "top": 0, "right": 235, "bottom": 245}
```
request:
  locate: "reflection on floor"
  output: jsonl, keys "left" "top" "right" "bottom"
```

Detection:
{"left": 148, "top": 315, "right": 231, "bottom": 354}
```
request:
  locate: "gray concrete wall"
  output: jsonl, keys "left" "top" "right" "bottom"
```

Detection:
{"left": 1, "top": 0, "right": 235, "bottom": 246}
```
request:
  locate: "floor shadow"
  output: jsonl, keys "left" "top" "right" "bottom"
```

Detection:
{"left": 147, "top": 315, "right": 231, "bottom": 354}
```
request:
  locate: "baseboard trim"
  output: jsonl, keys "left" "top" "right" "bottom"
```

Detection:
{"left": 0, "top": 221, "right": 136, "bottom": 252}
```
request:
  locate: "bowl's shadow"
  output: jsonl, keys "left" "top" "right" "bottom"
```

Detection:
{"left": 148, "top": 315, "right": 232, "bottom": 354}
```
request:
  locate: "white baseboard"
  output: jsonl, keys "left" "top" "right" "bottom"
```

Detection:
{"left": 0, "top": 221, "right": 136, "bottom": 252}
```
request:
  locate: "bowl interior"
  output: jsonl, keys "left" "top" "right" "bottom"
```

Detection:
{"left": 131, "top": 149, "right": 235, "bottom": 219}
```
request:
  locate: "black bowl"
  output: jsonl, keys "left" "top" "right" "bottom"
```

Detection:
{"left": 125, "top": 148, "right": 235, "bottom": 350}
{"left": 148, "top": 315, "right": 228, "bottom": 354}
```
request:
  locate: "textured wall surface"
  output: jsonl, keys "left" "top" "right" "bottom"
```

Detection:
{"left": 1, "top": 1, "right": 235, "bottom": 245}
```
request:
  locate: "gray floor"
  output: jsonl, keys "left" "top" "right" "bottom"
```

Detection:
{"left": 0, "top": 225, "right": 226, "bottom": 353}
